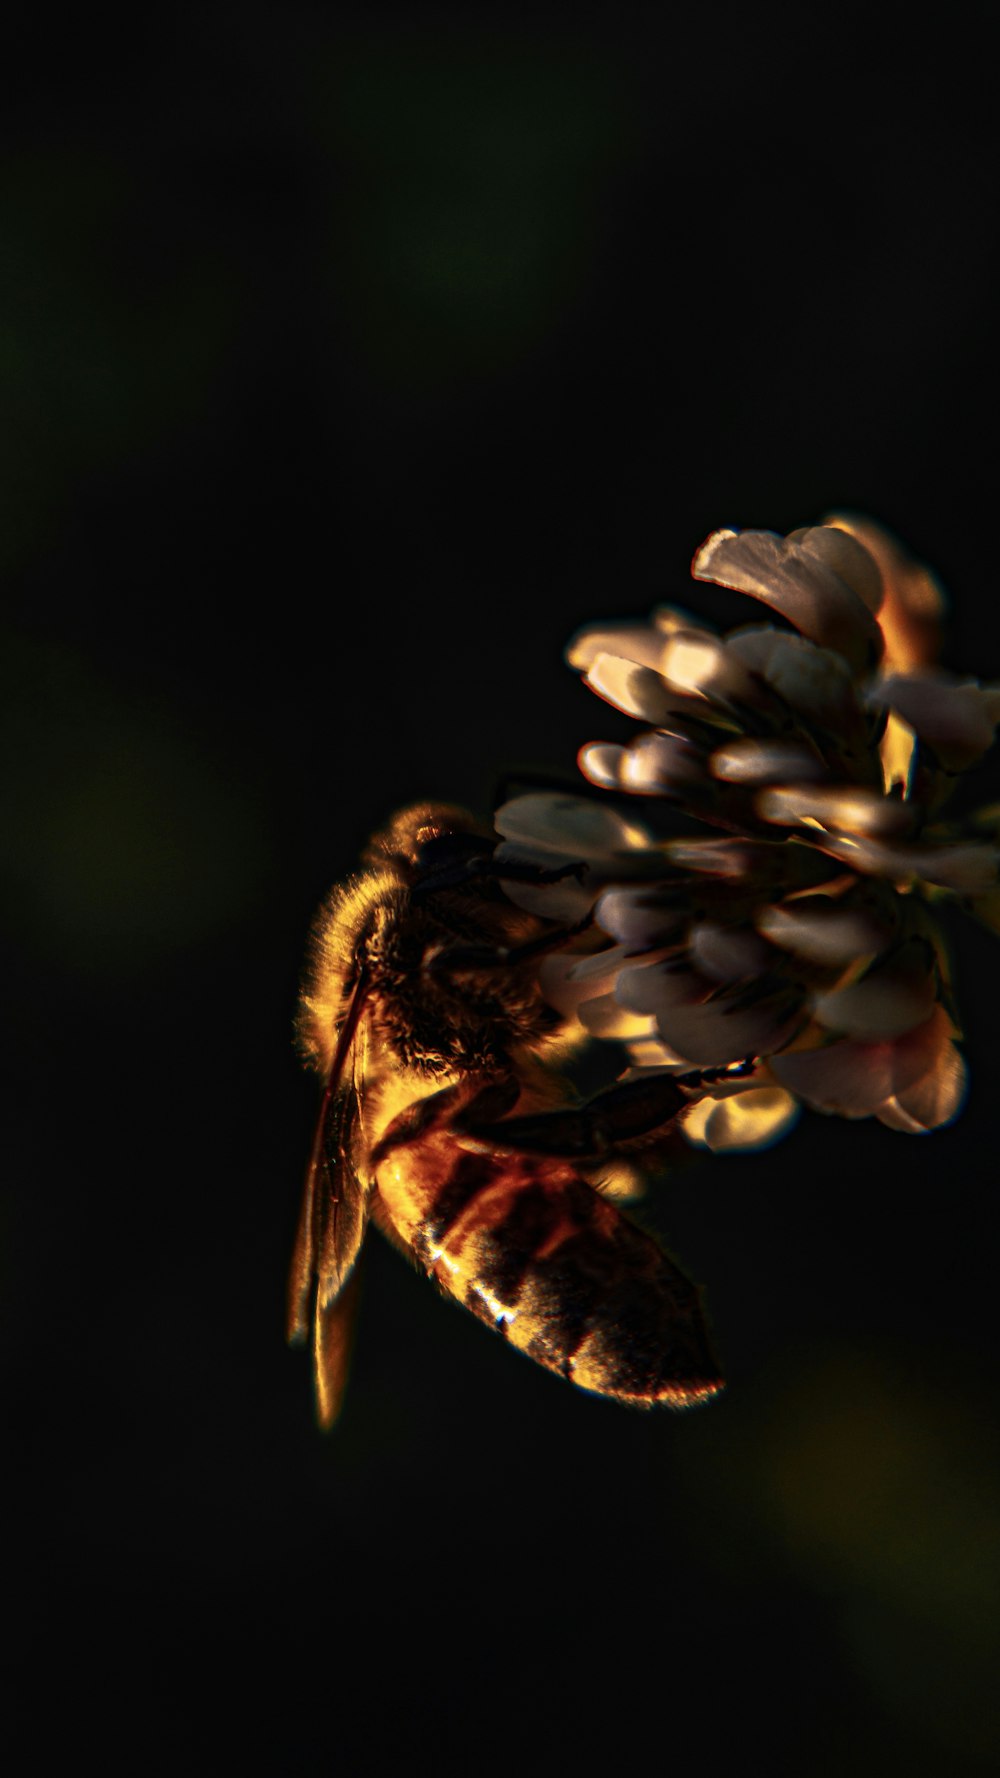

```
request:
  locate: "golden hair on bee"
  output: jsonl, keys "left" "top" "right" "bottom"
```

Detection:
{"left": 289, "top": 800, "right": 729, "bottom": 1427}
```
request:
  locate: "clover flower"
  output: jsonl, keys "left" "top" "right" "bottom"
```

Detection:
{"left": 496, "top": 517, "right": 1000, "bottom": 1151}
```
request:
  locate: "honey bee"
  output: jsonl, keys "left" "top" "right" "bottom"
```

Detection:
{"left": 289, "top": 802, "right": 728, "bottom": 1424}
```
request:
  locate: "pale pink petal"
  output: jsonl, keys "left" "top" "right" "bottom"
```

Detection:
{"left": 682, "top": 1086, "right": 800, "bottom": 1152}
{"left": 710, "top": 737, "right": 828, "bottom": 784}
{"left": 615, "top": 958, "right": 698, "bottom": 1016}
{"left": 756, "top": 783, "right": 917, "bottom": 839}
{"left": 811, "top": 950, "right": 937, "bottom": 1039}
{"left": 537, "top": 945, "right": 633, "bottom": 1013}
{"left": 616, "top": 960, "right": 802, "bottom": 1065}
{"left": 652, "top": 604, "right": 720, "bottom": 639}
{"left": 771, "top": 1006, "right": 953, "bottom": 1116}
{"left": 656, "top": 996, "right": 803, "bottom": 1067}
{"left": 658, "top": 630, "right": 763, "bottom": 710}
{"left": 576, "top": 743, "right": 625, "bottom": 790}
{"left": 692, "top": 526, "right": 883, "bottom": 673}
{"left": 726, "top": 628, "right": 860, "bottom": 726}
{"left": 594, "top": 886, "right": 686, "bottom": 949}
{"left": 788, "top": 523, "right": 884, "bottom": 609}
{"left": 579, "top": 731, "right": 706, "bottom": 797}
{"left": 662, "top": 837, "right": 781, "bottom": 878}
{"left": 757, "top": 897, "right": 893, "bottom": 964}
{"left": 494, "top": 793, "right": 652, "bottom": 858}
{"left": 576, "top": 993, "right": 659, "bottom": 1040}
{"left": 818, "top": 834, "right": 1000, "bottom": 894}
{"left": 869, "top": 673, "right": 1000, "bottom": 771}
{"left": 825, "top": 511, "right": 945, "bottom": 674}
{"left": 875, "top": 1042, "right": 967, "bottom": 1131}
{"left": 583, "top": 653, "right": 680, "bottom": 724}
{"left": 688, "top": 921, "right": 773, "bottom": 983}
{"left": 566, "top": 621, "right": 666, "bottom": 674}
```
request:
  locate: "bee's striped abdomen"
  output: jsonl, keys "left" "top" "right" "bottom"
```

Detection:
{"left": 373, "top": 1083, "right": 723, "bottom": 1408}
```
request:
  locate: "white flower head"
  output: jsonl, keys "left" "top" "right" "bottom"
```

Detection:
{"left": 498, "top": 518, "right": 1000, "bottom": 1148}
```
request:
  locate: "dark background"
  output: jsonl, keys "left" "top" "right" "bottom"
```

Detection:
{"left": 4, "top": 7, "right": 999, "bottom": 1773}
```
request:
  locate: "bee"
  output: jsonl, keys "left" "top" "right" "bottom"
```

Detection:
{"left": 289, "top": 802, "right": 729, "bottom": 1425}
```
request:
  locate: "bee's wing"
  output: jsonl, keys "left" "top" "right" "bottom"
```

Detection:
{"left": 288, "top": 975, "right": 375, "bottom": 1427}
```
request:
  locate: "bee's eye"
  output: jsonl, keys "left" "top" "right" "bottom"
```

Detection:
{"left": 414, "top": 832, "right": 485, "bottom": 872}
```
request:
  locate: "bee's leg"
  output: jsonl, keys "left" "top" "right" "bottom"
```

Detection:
{"left": 463, "top": 1060, "right": 757, "bottom": 1160}
{"left": 424, "top": 911, "right": 596, "bottom": 983}
{"left": 370, "top": 1074, "right": 520, "bottom": 1166}
{"left": 411, "top": 851, "right": 587, "bottom": 901}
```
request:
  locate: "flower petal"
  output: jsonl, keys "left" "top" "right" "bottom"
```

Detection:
{"left": 495, "top": 794, "right": 652, "bottom": 858}
{"left": 688, "top": 921, "right": 773, "bottom": 983}
{"left": 811, "top": 946, "right": 937, "bottom": 1039}
{"left": 757, "top": 895, "right": 893, "bottom": 964}
{"left": 537, "top": 945, "right": 633, "bottom": 1013}
{"left": 567, "top": 621, "right": 667, "bottom": 674}
{"left": 875, "top": 1041, "right": 967, "bottom": 1132}
{"left": 658, "top": 630, "right": 764, "bottom": 712}
{"left": 869, "top": 672, "right": 1000, "bottom": 771}
{"left": 817, "top": 834, "right": 1000, "bottom": 894}
{"left": 756, "top": 783, "right": 917, "bottom": 839}
{"left": 577, "top": 993, "right": 659, "bottom": 1039}
{"left": 617, "top": 961, "right": 803, "bottom": 1065}
{"left": 771, "top": 1006, "right": 953, "bottom": 1116}
{"left": 579, "top": 731, "right": 705, "bottom": 797}
{"left": 594, "top": 886, "right": 687, "bottom": 949}
{"left": 682, "top": 1086, "right": 799, "bottom": 1152}
{"left": 583, "top": 653, "right": 680, "bottom": 725}
{"left": 710, "top": 737, "right": 829, "bottom": 784}
{"left": 692, "top": 526, "right": 883, "bottom": 673}
{"left": 825, "top": 511, "right": 945, "bottom": 674}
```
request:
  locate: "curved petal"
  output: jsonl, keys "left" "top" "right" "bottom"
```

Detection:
{"left": 692, "top": 526, "right": 883, "bottom": 673}
{"left": 495, "top": 794, "right": 652, "bottom": 858}
{"left": 576, "top": 742, "right": 625, "bottom": 790}
{"left": 651, "top": 604, "right": 720, "bottom": 639}
{"left": 817, "top": 834, "right": 1000, "bottom": 894}
{"left": 659, "top": 630, "right": 764, "bottom": 711}
{"left": 663, "top": 837, "right": 781, "bottom": 879}
{"left": 583, "top": 653, "right": 680, "bottom": 725}
{"left": 577, "top": 993, "right": 660, "bottom": 1040}
{"left": 756, "top": 783, "right": 917, "bottom": 839}
{"left": 594, "top": 886, "right": 687, "bottom": 949}
{"left": 875, "top": 1041, "right": 967, "bottom": 1132}
{"left": 537, "top": 945, "right": 633, "bottom": 1013}
{"left": 682, "top": 1086, "right": 800, "bottom": 1152}
{"left": 757, "top": 896, "right": 894, "bottom": 965}
{"left": 771, "top": 1005, "right": 954, "bottom": 1116}
{"left": 567, "top": 621, "right": 666, "bottom": 674}
{"left": 811, "top": 949, "right": 937, "bottom": 1040}
{"left": 710, "top": 737, "right": 829, "bottom": 784}
{"left": 579, "top": 731, "right": 705, "bottom": 797}
{"left": 617, "top": 960, "right": 803, "bottom": 1065}
{"left": 688, "top": 921, "right": 773, "bottom": 983}
{"left": 869, "top": 672, "right": 1000, "bottom": 772}
{"left": 825, "top": 511, "right": 945, "bottom": 674}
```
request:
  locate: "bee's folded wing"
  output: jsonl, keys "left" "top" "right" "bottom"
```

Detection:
{"left": 289, "top": 991, "right": 375, "bottom": 1427}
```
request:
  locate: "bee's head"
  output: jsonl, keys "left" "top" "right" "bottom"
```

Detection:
{"left": 365, "top": 802, "right": 486, "bottom": 879}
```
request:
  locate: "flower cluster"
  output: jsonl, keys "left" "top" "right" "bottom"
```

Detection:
{"left": 496, "top": 516, "right": 1000, "bottom": 1151}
